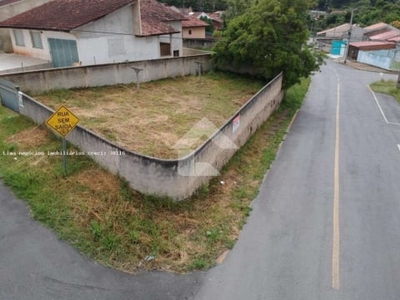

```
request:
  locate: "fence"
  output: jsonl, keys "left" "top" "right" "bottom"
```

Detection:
{"left": 0, "top": 79, "right": 20, "bottom": 113}
{"left": 14, "top": 72, "right": 283, "bottom": 200}
{"left": 0, "top": 54, "right": 212, "bottom": 93}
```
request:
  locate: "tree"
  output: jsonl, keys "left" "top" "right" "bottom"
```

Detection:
{"left": 212, "top": 0, "right": 322, "bottom": 89}
{"left": 200, "top": 16, "right": 215, "bottom": 33}
{"left": 391, "top": 20, "right": 400, "bottom": 29}
{"left": 224, "top": 0, "right": 259, "bottom": 23}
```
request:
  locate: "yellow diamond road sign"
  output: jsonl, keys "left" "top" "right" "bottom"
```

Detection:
{"left": 46, "top": 106, "right": 79, "bottom": 137}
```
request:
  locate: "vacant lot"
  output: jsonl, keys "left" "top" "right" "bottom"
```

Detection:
{"left": 0, "top": 78, "right": 310, "bottom": 273}
{"left": 34, "top": 73, "right": 264, "bottom": 158}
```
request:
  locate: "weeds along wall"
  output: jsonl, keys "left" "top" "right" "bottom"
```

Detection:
{"left": 0, "top": 54, "right": 212, "bottom": 93}
{"left": 17, "top": 72, "right": 283, "bottom": 200}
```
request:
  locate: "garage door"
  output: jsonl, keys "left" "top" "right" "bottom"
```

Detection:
{"left": 48, "top": 38, "right": 79, "bottom": 68}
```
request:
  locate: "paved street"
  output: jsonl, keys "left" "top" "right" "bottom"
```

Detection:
{"left": 0, "top": 181, "right": 202, "bottom": 300}
{"left": 191, "top": 60, "right": 400, "bottom": 300}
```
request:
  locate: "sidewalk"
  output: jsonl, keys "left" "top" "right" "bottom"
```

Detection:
{"left": 0, "top": 52, "right": 51, "bottom": 74}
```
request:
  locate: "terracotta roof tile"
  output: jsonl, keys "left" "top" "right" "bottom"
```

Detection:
{"left": 363, "top": 22, "right": 388, "bottom": 31}
{"left": 139, "top": 0, "right": 187, "bottom": 36}
{"left": 209, "top": 13, "right": 223, "bottom": 23}
{"left": 182, "top": 17, "right": 208, "bottom": 28}
{"left": 0, "top": 0, "right": 21, "bottom": 7}
{"left": 369, "top": 30, "right": 400, "bottom": 41}
{"left": 0, "top": 0, "right": 134, "bottom": 31}
{"left": 388, "top": 36, "right": 400, "bottom": 42}
{"left": 350, "top": 40, "right": 395, "bottom": 51}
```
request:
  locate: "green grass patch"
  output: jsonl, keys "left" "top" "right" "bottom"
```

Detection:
{"left": 370, "top": 79, "right": 400, "bottom": 104}
{"left": 0, "top": 76, "right": 310, "bottom": 273}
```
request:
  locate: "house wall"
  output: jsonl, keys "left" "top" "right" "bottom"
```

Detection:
{"left": 183, "top": 38, "right": 216, "bottom": 49}
{"left": 15, "top": 72, "right": 283, "bottom": 200}
{"left": 0, "top": 54, "right": 212, "bottom": 93}
{"left": 182, "top": 27, "right": 206, "bottom": 39}
{"left": 357, "top": 49, "right": 394, "bottom": 70}
{"left": 73, "top": 4, "right": 160, "bottom": 64}
{"left": 160, "top": 21, "right": 183, "bottom": 56}
{"left": 9, "top": 28, "right": 76, "bottom": 61}
{"left": 0, "top": 0, "right": 53, "bottom": 52}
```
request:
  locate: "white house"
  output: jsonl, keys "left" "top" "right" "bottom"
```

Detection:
{"left": 0, "top": 0, "right": 53, "bottom": 52}
{"left": 0, "top": 0, "right": 187, "bottom": 67}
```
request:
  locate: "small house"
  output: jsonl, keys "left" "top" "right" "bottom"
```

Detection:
{"left": 0, "top": 0, "right": 187, "bottom": 67}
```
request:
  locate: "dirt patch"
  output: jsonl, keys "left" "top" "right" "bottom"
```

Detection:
{"left": 6, "top": 125, "right": 49, "bottom": 148}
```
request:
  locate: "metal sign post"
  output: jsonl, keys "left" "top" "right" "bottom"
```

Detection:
{"left": 46, "top": 106, "right": 79, "bottom": 176}
{"left": 131, "top": 67, "right": 143, "bottom": 92}
{"left": 62, "top": 138, "right": 67, "bottom": 176}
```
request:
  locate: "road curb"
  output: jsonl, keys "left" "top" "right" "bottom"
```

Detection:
{"left": 277, "top": 108, "right": 300, "bottom": 152}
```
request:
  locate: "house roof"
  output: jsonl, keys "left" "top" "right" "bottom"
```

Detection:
{"left": 0, "top": 0, "right": 134, "bottom": 31}
{"left": 209, "top": 13, "right": 223, "bottom": 23}
{"left": 369, "top": 30, "right": 400, "bottom": 41}
{"left": 182, "top": 17, "right": 208, "bottom": 28}
{"left": 0, "top": 0, "right": 21, "bottom": 7}
{"left": 140, "top": 0, "right": 187, "bottom": 36}
{"left": 0, "top": 0, "right": 186, "bottom": 36}
{"left": 189, "top": 11, "right": 209, "bottom": 18}
{"left": 317, "top": 23, "right": 350, "bottom": 36}
{"left": 349, "top": 40, "right": 395, "bottom": 51}
{"left": 363, "top": 22, "right": 388, "bottom": 32}
{"left": 388, "top": 36, "right": 400, "bottom": 42}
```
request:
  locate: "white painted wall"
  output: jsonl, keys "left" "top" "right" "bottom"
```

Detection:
{"left": 74, "top": 5, "right": 183, "bottom": 64}
{"left": 358, "top": 50, "right": 393, "bottom": 70}
{"left": 166, "top": 20, "right": 183, "bottom": 56}
{"left": 10, "top": 29, "right": 76, "bottom": 61}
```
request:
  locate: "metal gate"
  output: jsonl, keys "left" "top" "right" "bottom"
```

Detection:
{"left": 0, "top": 79, "right": 20, "bottom": 113}
{"left": 48, "top": 38, "right": 79, "bottom": 68}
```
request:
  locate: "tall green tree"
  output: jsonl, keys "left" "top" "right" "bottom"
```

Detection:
{"left": 213, "top": 0, "right": 321, "bottom": 88}
{"left": 224, "top": 0, "right": 259, "bottom": 22}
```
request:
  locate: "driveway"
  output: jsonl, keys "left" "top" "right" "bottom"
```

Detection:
{"left": 0, "top": 52, "right": 51, "bottom": 74}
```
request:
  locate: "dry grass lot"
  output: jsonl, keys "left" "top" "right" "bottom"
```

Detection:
{"left": 34, "top": 72, "right": 264, "bottom": 158}
{"left": 0, "top": 78, "right": 310, "bottom": 273}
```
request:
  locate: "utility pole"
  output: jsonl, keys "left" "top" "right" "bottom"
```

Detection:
{"left": 344, "top": 8, "right": 356, "bottom": 64}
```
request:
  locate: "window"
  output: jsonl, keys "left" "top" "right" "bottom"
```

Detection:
{"left": 160, "top": 42, "right": 171, "bottom": 56}
{"left": 13, "top": 30, "right": 25, "bottom": 46}
{"left": 189, "top": 29, "right": 192, "bottom": 35}
{"left": 30, "top": 31, "right": 43, "bottom": 49}
{"left": 173, "top": 50, "right": 179, "bottom": 57}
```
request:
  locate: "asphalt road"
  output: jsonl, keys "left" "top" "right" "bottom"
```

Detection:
{"left": 0, "top": 181, "right": 203, "bottom": 300}
{"left": 2, "top": 59, "right": 400, "bottom": 300}
{"left": 190, "top": 60, "right": 400, "bottom": 300}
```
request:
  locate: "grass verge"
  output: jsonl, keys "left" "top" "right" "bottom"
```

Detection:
{"left": 0, "top": 77, "right": 310, "bottom": 273}
{"left": 370, "top": 79, "right": 400, "bottom": 104}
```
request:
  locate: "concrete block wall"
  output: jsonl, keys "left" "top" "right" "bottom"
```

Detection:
{"left": 0, "top": 54, "right": 212, "bottom": 93}
{"left": 17, "top": 72, "right": 283, "bottom": 200}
